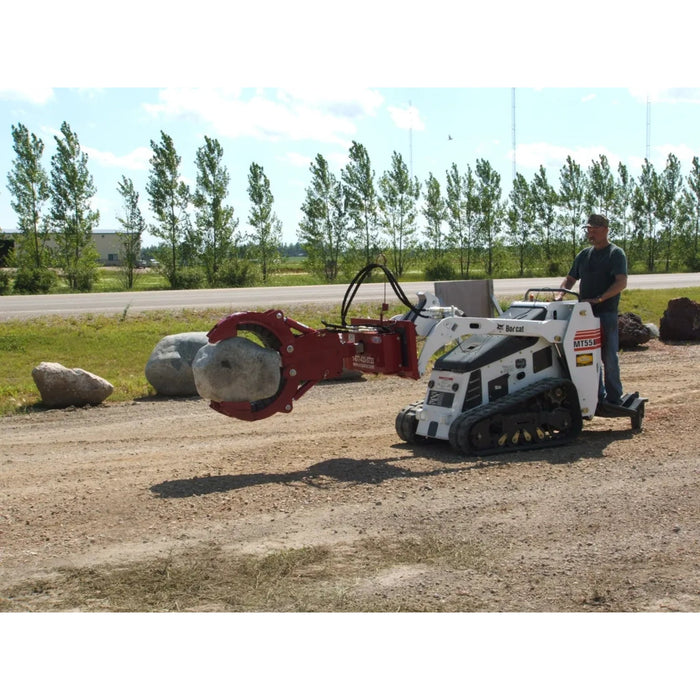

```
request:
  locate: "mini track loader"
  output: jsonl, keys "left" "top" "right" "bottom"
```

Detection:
{"left": 195, "top": 265, "right": 647, "bottom": 457}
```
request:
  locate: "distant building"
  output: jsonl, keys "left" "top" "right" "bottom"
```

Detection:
{"left": 0, "top": 229, "right": 126, "bottom": 266}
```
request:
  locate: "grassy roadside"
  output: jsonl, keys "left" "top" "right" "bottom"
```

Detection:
{"left": 0, "top": 288, "right": 697, "bottom": 416}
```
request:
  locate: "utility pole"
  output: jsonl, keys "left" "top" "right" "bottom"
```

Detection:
{"left": 409, "top": 100, "right": 414, "bottom": 180}
{"left": 511, "top": 88, "right": 517, "bottom": 182}
{"left": 646, "top": 95, "right": 651, "bottom": 161}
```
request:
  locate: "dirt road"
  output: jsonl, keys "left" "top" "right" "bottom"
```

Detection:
{"left": 1, "top": 338, "right": 698, "bottom": 611}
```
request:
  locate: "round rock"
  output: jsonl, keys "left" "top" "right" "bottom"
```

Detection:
{"left": 193, "top": 336, "right": 282, "bottom": 403}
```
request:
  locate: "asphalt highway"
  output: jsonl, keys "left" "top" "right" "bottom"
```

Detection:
{"left": 1, "top": 273, "right": 699, "bottom": 320}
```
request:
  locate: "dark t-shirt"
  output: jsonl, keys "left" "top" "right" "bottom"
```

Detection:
{"left": 569, "top": 243, "right": 627, "bottom": 314}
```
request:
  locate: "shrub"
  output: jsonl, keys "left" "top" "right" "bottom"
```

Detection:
{"left": 216, "top": 259, "right": 259, "bottom": 288}
{"left": 424, "top": 259, "right": 457, "bottom": 281}
{"left": 0, "top": 269, "right": 11, "bottom": 295}
{"left": 13, "top": 268, "right": 57, "bottom": 294}
{"left": 171, "top": 268, "right": 205, "bottom": 290}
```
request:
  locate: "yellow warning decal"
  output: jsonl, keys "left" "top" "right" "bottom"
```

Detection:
{"left": 576, "top": 353, "right": 593, "bottom": 367}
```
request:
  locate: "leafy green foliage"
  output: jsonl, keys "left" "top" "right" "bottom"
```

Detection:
{"left": 49, "top": 121, "right": 100, "bottom": 290}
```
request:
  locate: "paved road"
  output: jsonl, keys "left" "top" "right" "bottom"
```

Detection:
{"left": 1, "top": 273, "right": 699, "bottom": 320}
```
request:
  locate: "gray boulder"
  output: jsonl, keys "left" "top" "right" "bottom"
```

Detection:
{"left": 145, "top": 332, "right": 210, "bottom": 396}
{"left": 193, "top": 336, "right": 282, "bottom": 403}
{"left": 32, "top": 362, "right": 113, "bottom": 408}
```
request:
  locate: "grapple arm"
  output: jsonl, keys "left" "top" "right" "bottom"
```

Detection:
{"left": 203, "top": 309, "right": 419, "bottom": 421}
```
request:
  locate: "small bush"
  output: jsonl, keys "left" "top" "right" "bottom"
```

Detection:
{"left": 74, "top": 267, "right": 99, "bottom": 292}
{"left": 171, "top": 268, "right": 205, "bottom": 290}
{"left": 425, "top": 260, "right": 457, "bottom": 281}
{"left": 0, "top": 269, "right": 11, "bottom": 295}
{"left": 216, "top": 260, "right": 259, "bottom": 288}
{"left": 13, "top": 268, "right": 57, "bottom": 294}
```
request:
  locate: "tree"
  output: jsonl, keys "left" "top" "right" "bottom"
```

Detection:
{"left": 342, "top": 141, "right": 380, "bottom": 267}
{"left": 49, "top": 121, "right": 100, "bottom": 290}
{"left": 247, "top": 162, "right": 282, "bottom": 282}
{"left": 507, "top": 173, "right": 536, "bottom": 276}
{"left": 445, "top": 163, "right": 478, "bottom": 277}
{"left": 612, "top": 162, "right": 636, "bottom": 266}
{"left": 378, "top": 151, "right": 420, "bottom": 276}
{"left": 585, "top": 154, "right": 616, "bottom": 215}
{"left": 116, "top": 176, "right": 146, "bottom": 289}
{"left": 7, "top": 123, "right": 51, "bottom": 269}
{"left": 146, "top": 131, "right": 191, "bottom": 286}
{"left": 678, "top": 156, "right": 700, "bottom": 270}
{"left": 422, "top": 172, "right": 446, "bottom": 259}
{"left": 475, "top": 158, "right": 504, "bottom": 277}
{"left": 298, "top": 154, "right": 347, "bottom": 282}
{"left": 192, "top": 135, "right": 239, "bottom": 286}
{"left": 531, "top": 165, "right": 560, "bottom": 272}
{"left": 657, "top": 153, "right": 683, "bottom": 272}
{"left": 558, "top": 155, "right": 587, "bottom": 262}
{"left": 632, "top": 159, "right": 661, "bottom": 272}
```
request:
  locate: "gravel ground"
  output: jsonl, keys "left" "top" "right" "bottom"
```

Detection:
{"left": 0, "top": 338, "right": 698, "bottom": 612}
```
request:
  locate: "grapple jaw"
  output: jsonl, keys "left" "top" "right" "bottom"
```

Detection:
{"left": 205, "top": 309, "right": 357, "bottom": 421}
{"left": 202, "top": 309, "right": 419, "bottom": 422}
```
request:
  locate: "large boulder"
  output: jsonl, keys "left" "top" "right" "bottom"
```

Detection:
{"left": 145, "top": 332, "right": 210, "bottom": 396}
{"left": 618, "top": 312, "right": 653, "bottom": 348}
{"left": 659, "top": 297, "right": 700, "bottom": 342}
{"left": 193, "top": 336, "right": 282, "bottom": 403}
{"left": 32, "top": 362, "right": 113, "bottom": 408}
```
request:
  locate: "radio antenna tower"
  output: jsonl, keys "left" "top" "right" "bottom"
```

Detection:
{"left": 511, "top": 88, "right": 517, "bottom": 182}
{"left": 409, "top": 99, "right": 414, "bottom": 180}
{"left": 646, "top": 95, "right": 651, "bottom": 161}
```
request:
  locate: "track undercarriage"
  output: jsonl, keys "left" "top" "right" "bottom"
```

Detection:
{"left": 397, "top": 378, "right": 583, "bottom": 457}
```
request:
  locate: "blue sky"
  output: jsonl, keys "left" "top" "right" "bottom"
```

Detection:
{"left": 2, "top": 4, "right": 699, "bottom": 247}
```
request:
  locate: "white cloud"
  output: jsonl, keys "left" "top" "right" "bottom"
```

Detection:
{"left": 513, "top": 142, "right": 620, "bottom": 170}
{"left": 282, "top": 152, "right": 314, "bottom": 169}
{"left": 84, "top": 146, "right": 152, "bottom": 170}
{"left": 142, "top": 88, "right": 381, "bottom": 146}
{"left": 628, "top": 88, "right": 700, "bottom": 104}
{"left": 0, "top": 88, "right": 54, "bottom": 104}
{"left": 581, "top": 93, "right": 596, "bottom": 103}
{"left": 388, "top": 104, "right": 425, "bottom": 131}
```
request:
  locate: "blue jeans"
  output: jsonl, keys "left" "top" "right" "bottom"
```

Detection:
{"left": 598, "top": 312, "right": 623, "bottom": 404}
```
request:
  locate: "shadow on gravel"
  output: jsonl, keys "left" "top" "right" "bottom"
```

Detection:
{"left": 150, "top": 426, "right": 635, "bottom": 499}
{"left": 150, "top": 454, "right": 481, "bottom": 499}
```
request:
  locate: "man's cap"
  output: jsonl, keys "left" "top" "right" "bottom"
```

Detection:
{"left": 582, "top": 213, "right": 609, "bottom": 229}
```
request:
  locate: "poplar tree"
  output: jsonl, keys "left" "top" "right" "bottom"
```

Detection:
{"left": 146, "top": 131, "right": 190, "bottom": 286}
{"left": 507, "top": 173, "right": 536, "bottom": 277}
{"left": 298, "top": 154, "right": 347, "bottom": 282}
{"left": 49, "top": 121, "right": 100, "bottom": 290}
{"left": 475, "top": 159, "right": 504, "bottom": 277}
{"left": 116, "top": 175, "right": 146, "bottom": 289}
{"left": 445, "top": 163, "right": 478, "bottom": 277}
{"left": 342, "top": 141, "right": 379, "bottom": 267}
{"left": 7, "top": 123, "right": 51, "bottom": 269}
{"left": 530, "top": 165, "right": 559, "bottom": 271}
{"left": 247, "top": 162, "right": 282, "bottom": 282}
{"left": 679, "top": 156, "right": 700, "bottom": 270}
{"left": 378, "top": 151, "right": 420, "bottom": 276}
{"left": 632, "top": 159, "right": 661, "bottom": 272}
{"left": 613, "top": 162, "right": 635, "bottom": 262}
{"left": 558, "top": 155, "right": 587, "bottom": 261}
{"left": 585, "top": 154, "right": 616, "bottom": 215}
{"left": 422, "top": 172, "right": 446, "bottom": 259}
{"left": 193, "top": 136, "right": 239, "bottom": 286}
{"left": 657, "top": 153, "right": 683, "bottom": 272}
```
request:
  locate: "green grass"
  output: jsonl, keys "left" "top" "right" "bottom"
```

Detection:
{"left": 0, "top": 289, "right": 697, "bottom": 416}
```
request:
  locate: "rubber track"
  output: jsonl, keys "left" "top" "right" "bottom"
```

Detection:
{"left": 395, "top": 400, "right": 425, "bottom": 443}
{"left": 448, "top": 377, "right": 582, "bottom": 456}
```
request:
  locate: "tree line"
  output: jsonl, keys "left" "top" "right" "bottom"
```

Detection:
{"left": 3, "top": 121, "right": 700, "bottom": 295}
